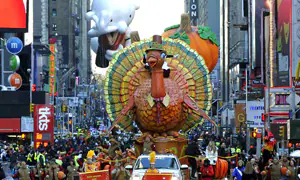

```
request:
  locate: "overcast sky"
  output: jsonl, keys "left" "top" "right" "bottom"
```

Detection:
{"left": 93, "top": 0, "right": 184, "bottom": 75}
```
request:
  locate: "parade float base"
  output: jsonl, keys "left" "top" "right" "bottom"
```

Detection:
{"left": 134, "top": 136, "right": 188, "bottom": 165}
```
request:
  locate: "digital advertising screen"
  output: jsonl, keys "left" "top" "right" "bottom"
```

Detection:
{"left": 0, "top": 0, "right": 29, "bottom": 32}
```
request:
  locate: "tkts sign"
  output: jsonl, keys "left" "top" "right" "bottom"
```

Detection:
{"left": 34, "top": 105, "right": 54, "bottom": 149}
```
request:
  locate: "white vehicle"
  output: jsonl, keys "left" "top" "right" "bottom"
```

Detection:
{"left": 126, "top": 153, "right": 189, "bottom": 180}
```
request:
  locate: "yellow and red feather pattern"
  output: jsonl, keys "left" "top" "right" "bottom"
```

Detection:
{"left": 104, "top": 37, "right": 212, "bottom": 133}
{"left": 263, "top": 140, "right": 277, "bottom": 152}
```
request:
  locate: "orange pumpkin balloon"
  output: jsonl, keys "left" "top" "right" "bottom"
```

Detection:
{"left": 57, "top": 171, "right": 65, "bottom": 179}
{"left": 162, "top": 13, "right": 219, "bottom": 73}
{"left": 214, "top": 159, "right": 228, "bottom": 179}
{"left": 280, "top": 167, "right": 288, "bottom": 175}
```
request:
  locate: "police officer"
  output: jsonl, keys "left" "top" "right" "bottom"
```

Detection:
{"left": 230, "top": 146, "right": 236, "bottom": 155}
{"left": 236, "top": 145, "right": 241, "bottom": 154}
{"left": 26, "top": 150, "right": 33, "bottom": 166}
{"left": 37, "top": 150, "right": 46, "bottom": 168}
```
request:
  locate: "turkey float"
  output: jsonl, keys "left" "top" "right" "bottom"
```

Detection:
{"left": 104, "top": 35, "right": 217, "bottom": 164}
{"left": 105, "top": 35, "right": 216, "bottom": 137}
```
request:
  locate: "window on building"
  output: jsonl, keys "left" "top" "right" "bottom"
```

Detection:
{"left": 52, "top": 8, "right": 57, "bottom": 16}
{"left": 52, "top": 24, "right": 57, "bottom": 31}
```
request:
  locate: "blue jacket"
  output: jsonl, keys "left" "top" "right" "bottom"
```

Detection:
{"left": 232, "top": 166, "right": 245, "bottom": 180}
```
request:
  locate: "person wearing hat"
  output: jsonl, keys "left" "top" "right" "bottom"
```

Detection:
{"left": 83, "top": 150, "right": 96, "bottom": 172}
{"left": 199, "top": 159, "right": 214, "bottom": 180}
{"left": 126, "top": 149, "right": 137, "bottom": 167}
{"left": 108, "top": 138, "right": 120, "bottom": 159}
{"left": 111, "top": 150, "right": 128, "bottom": 180}
{"left": 112, "top": 150, "right": 123, "bottom": 169}
{"left": 232, "top": 160, "right": 245, "bottom": 180}
{"left": 32, "top": 162, "right": 45, "bottom": 180}
{"left": 45, "top": 160, "right": 61, "bottom": 180}
{"left": 12, "top": 161, "right": 31, "bottom": 180}
{"left": 262, "top": 132, "right": 277, "bottom": 167}
{"left": 145, "top": 151, "right": 159, "bottom": 174}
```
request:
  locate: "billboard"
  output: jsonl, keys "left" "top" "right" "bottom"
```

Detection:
{"left": 292, "top": 0, "right": 300, "bottom": 79}
{"left": 265, "top": 87, "right": 300, "bottom": 111}
{"left": 0, "top": 0, "right": 29, "bottom": 32}
{"left": 253, "top": 0, "right": 292, "bottom": 87}
{"left": 234, "top": 104, "right": 246, "bottom": 128}
{"left": 34, "top": 105, "right": 54, "bottom": 149}
{"left": 21, "top": 116, "right": 33, "bottom": 132}
{"left": 275, "top": 0, "right": 292, "bottom": 86}
{"left": 246, "top": 100, "right": 264, "bottom": 128}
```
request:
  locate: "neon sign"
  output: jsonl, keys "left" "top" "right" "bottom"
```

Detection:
{"left": 49, "top": 44, "right": 56, "bottom": 96}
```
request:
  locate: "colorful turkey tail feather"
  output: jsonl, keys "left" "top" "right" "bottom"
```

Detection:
{"left": 104, "top": 37, "right": 213, "bottom": 132}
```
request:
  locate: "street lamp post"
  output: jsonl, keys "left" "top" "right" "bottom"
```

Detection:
{"left": 28, "top": 69, "right": 33, "bottom": 117}
{"left": 27, "top": 68, "right": 33, "bottom": 143}
{"left": 246, "top": 65, "right": 251, "bottom": 154}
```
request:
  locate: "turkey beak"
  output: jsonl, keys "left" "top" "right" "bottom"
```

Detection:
{"left": 147, "top": 56, "right": 157, "bottom": 68}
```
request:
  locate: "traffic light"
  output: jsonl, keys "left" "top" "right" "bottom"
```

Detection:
{"left": 279, "top": 126, "right": 285, "bottom": 138}
{"left": 30, "top": 103, "right": 34, "bottom": 112}
{"left": 62, "top": 105, "right": 67, "bottom": 112}
{"left": 21, "top": 134, "right": 26, "bottom": 139}
{"left": 69, "top": 120, "right": 72, "bottom": 124}
{"left": 261, "top": 113, "right": 265, "bottom": 122}
{"left": 32, "top": 84, "right": 36, "bottom": 92}
{"left": 251, "top": 128, "right": 258, "bottom": 138}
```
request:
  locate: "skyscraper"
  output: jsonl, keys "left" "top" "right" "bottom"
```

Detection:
{"left": 33, "top": 0, "right": 91, "bottom": 96}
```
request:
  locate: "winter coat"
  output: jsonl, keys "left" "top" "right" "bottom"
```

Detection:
{"left": 205, "top": 148, "right": 218, "bottom": 165}
{"left": 18, "top": 167, "right": 31, "bottom": 180}
{"left": 67, "top": 165, "right": 78, "bottom": 180}
{"left": 287, "top": 166, "right": 297, "bottom": 180}
{"left": 45, "top": 167, "right": 59, "bottom": 180}
{"left": 185, "top": 141, "right": 200, "bottom": 157}
{"left": 232, "top": 166, "right": 245, "bottom": 180}
{"left": 143, "top": 141, "right": 153, "bottom": 155}
{"left": 269, "top": 163, "right": 281, "bottom": 180}
{"left": 199, "top": 165, "right": 214, "bottom": 180}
